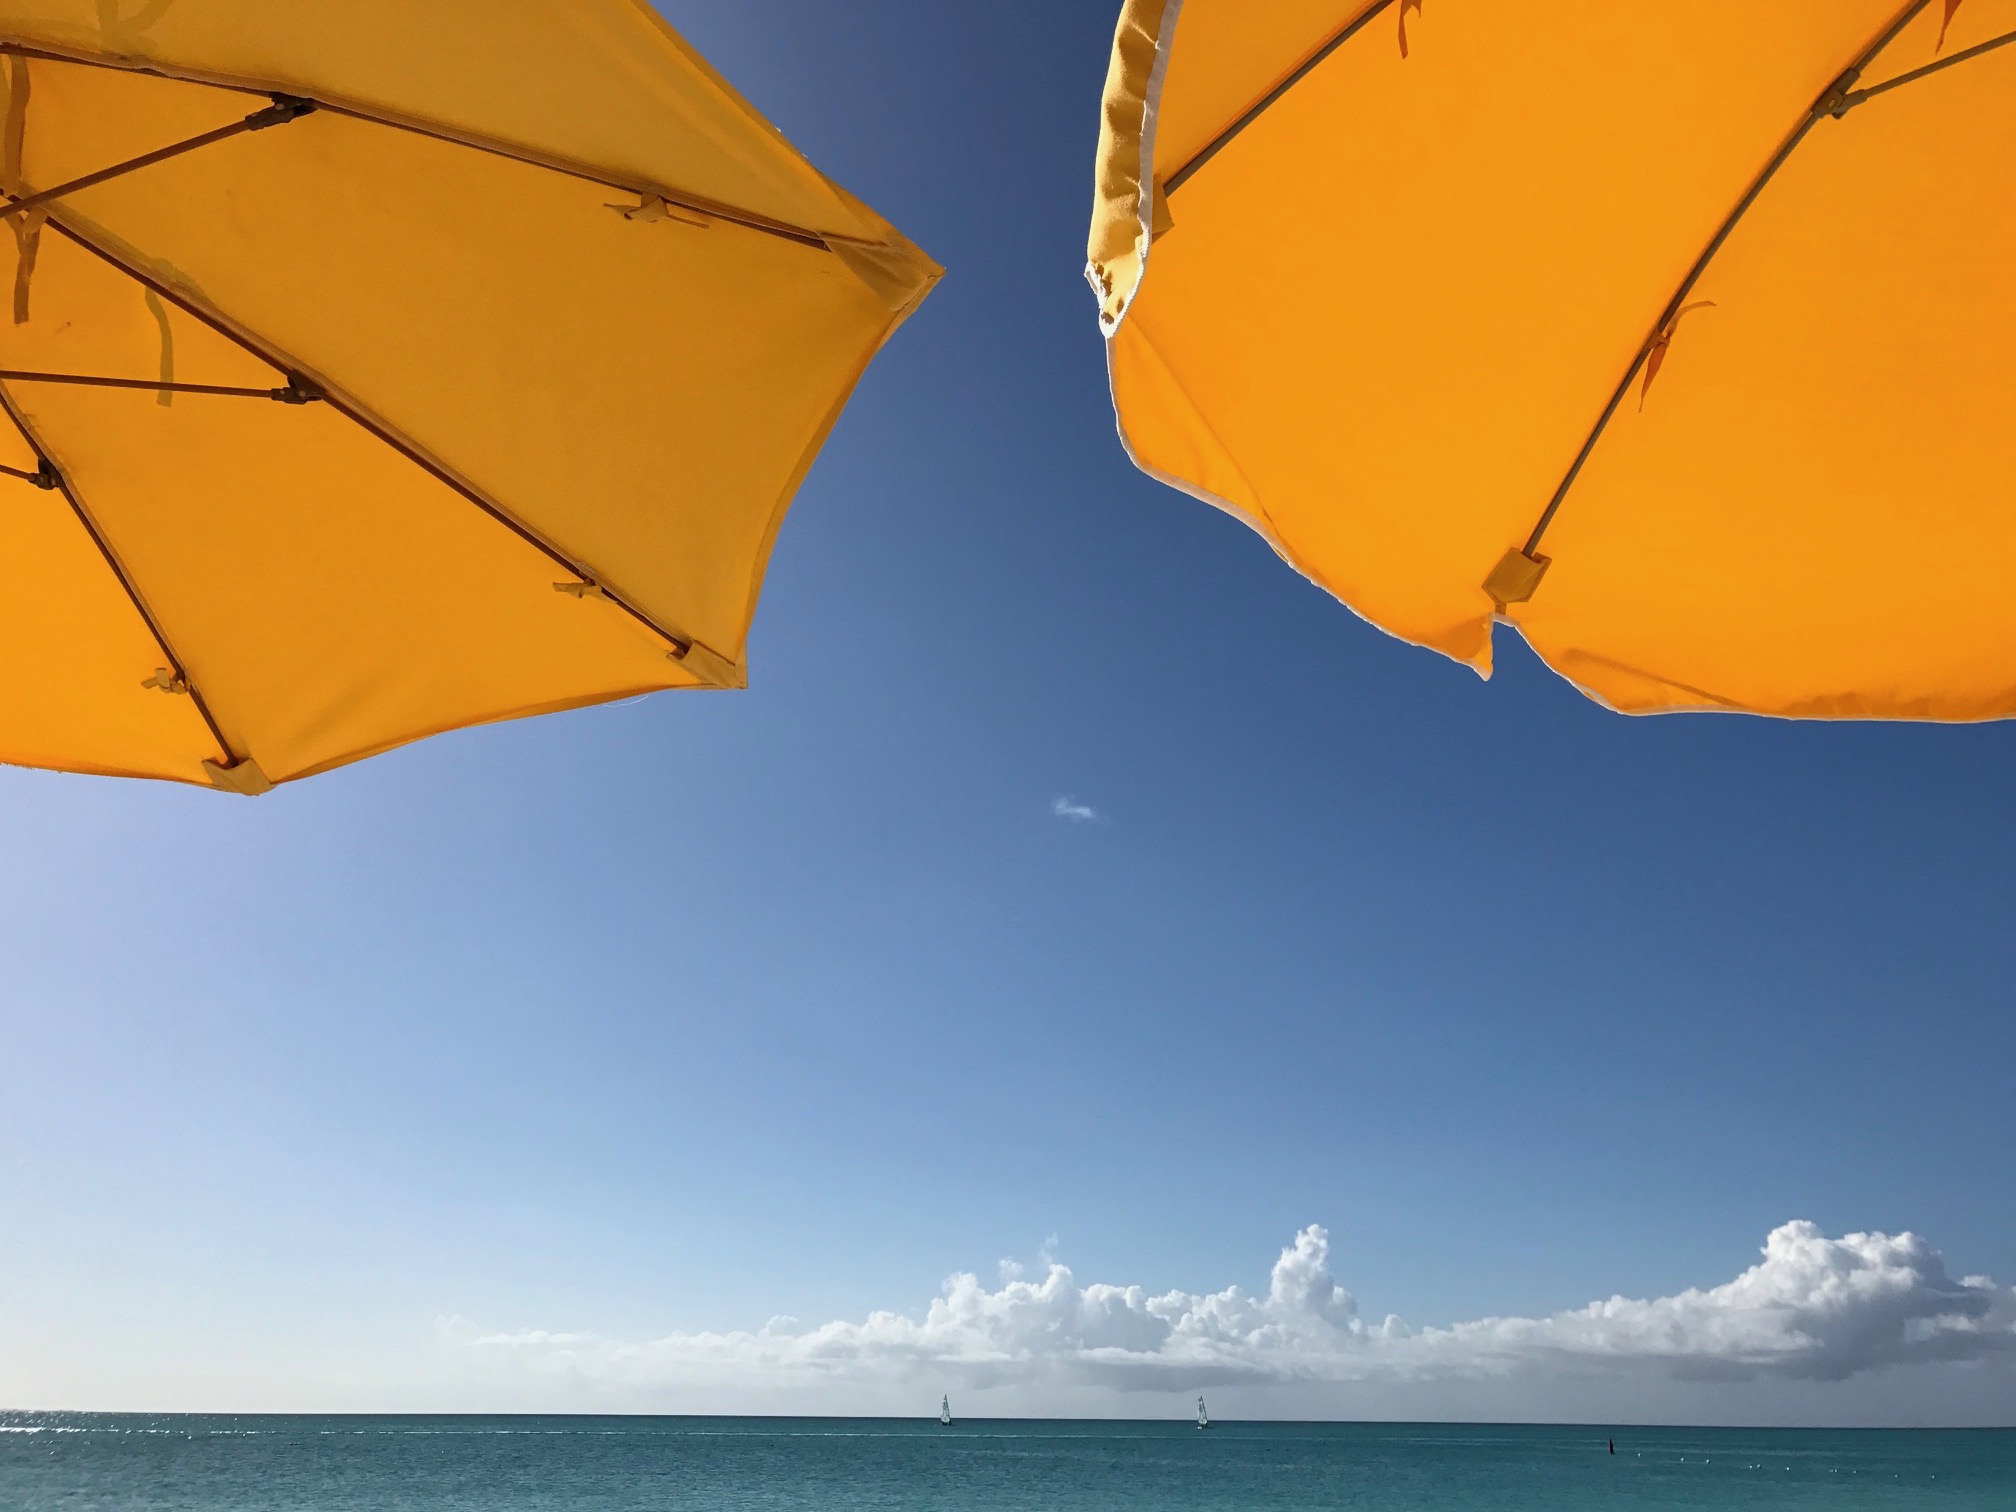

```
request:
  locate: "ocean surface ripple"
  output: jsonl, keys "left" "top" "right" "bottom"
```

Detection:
{"left": 1, "top": 1413, "right": 2010, "bottom": 1511}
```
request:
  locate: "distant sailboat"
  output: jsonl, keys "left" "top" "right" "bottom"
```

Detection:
{"left": 1196, "top": 1395, "right": 1211, "bottom": 1429}
{"left": 939, "top": 1394, "right": 953, "bottom": 1427}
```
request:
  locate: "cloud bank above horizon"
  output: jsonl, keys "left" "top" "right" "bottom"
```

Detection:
{"left": 448, "top": 1222, "right": 2016, "bottom": 1395}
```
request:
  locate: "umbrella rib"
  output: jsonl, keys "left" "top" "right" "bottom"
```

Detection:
{"left": 0, "top": 41, "right": 846, "bottom": 253}
{"left": 0, "top": 369, "right": 320, "bottom": 401}
{"left": 0, "top": 94, "right": 314, "bottom": 222}
{"left": 38, "top": 211, "right": 713, "bottom": 669}
{"left": 306, "top": 100, "right": 837, "bottom": 251}
{"left": 1832, "top": 26, "right": 2016, "bottom": 112}
{"left": 1165, "top": 2, "right": 1394, "bottom": 196}
{"left": 0, "top": 381, "right": 238, "bottom": 766}
{"left": 0, "top": 457, "right": 54, "bottom": 485}
{"left": 1515, "top": 0, "right": 1937, "bottom": 565}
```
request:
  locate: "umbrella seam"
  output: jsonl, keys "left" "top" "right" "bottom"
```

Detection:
{"left": 730, "top": 268, "right": 942, "bottom": 671}
{"left": 1526, "top": 635, "right": 2016, "bottom": 723}
{"left": 0, "top": 40, "right": 860, "bottom": 254}
{"left": 1513, "top": 0, "right": 1937, "bottom": 565}
{"left": 0, "top": 753, "right": 215, "bottom": 787}
{"left": 1524, "top": 643, "right": 1749, "bottom": 716}
{"left": 1105, "top": 325, "right": 1494, "bottom": 678}
{"left": 0, "top": 381, "right": 238, "bottom": 766}
{"left": 38, "top": 211, "right": 741, "bottom": 684}
{"left": 1163, "top": 1, "right": 1394, "bottom": 198}
{"left": 617, "top": 0, "right": 877, "bottom": 244}
{"left": 275, "top": 678, "right": 712, "bottom": 786}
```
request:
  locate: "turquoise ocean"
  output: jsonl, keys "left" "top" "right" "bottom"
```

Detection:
{"left": 2, "top": 1414, "right": 2010, "bottom": 1510}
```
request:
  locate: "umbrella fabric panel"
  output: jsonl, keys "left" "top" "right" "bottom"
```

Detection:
{"left": 1147, "top": 0, "right": 1375, "bottom": 186}
{"left": 1100, "top": 0, "right": 1904, "bottom": 673}
{"left": 1093, "top": 0, "right": 2016, "bottom": 719}
{"left": 1089, "top": 0, "right": 1366, "bottom": 334}
{"left": 1517, "top": 28, "right": 2016, "bottom": 719}
{"left": 0, "top": 0, "right": 874, "bottom": 242}
{"left": 27, "top": 57, "right": 914, "bottom": 668}
{"left": 0, "top": 3, "right": 938, "bottom": 790}
{"left": 0, "top": 463, "right": 223, "bottom": 782}
{"left": 4, "top": 230, "right": 701, "bottom": 787}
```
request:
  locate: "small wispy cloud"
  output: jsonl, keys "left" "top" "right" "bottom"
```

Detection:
{"left": 447, "top": 1223, "right": 2016, "bottom": 1394}
{"left": 1051, "top": 796, "right": 1100, "bottom": 823}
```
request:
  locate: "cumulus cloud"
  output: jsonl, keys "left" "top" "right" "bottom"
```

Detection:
{"left": 1051, "top": 796, "right": 1099, "bottom": 823}
{"left": 448, "top": 1223, "right": 2016, "bottom": 1395}
{"left": 1421, "top": 1222, "right": 2015, "bottom": 1383}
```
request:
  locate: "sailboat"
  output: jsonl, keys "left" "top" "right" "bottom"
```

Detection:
{"left": 1196, "top": 1395, "right": 1211, "bottom": 1429}
{"left": 939, "top": 1394, "right": 953, "bottom": 1427}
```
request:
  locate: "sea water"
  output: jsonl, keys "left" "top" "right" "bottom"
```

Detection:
{"left": 1, "top": 1414, "right": 2010, "bottom": 1510}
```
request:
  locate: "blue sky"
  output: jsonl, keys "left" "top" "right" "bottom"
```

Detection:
{"left": 2, "top": 1, "right": 2014, "bottom": 1423}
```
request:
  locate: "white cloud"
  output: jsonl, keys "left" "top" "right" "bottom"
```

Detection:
{"left": 1051, "top": 796, "right": 1099, "bottom": 823}
{"left": 1421, "top": 1221, "right": 2014, "bottom": 1383}
{"left": 448, "top": 1222, "right": 2016, "bottom": 1396}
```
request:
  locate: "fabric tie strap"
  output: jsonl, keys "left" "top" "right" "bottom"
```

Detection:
{"left": 3, "top": 55, "right": 39, "bottom": 324}
{"left": 1399, "top": 0, "right": 1424, "bottom": 59}
{"left": 1938, "top": 0, "right": 1964, "bottom": 53}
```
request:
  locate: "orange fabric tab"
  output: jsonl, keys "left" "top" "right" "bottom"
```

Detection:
{"left": 202, "top": 757, "right": 274, "bottom": 797}
{"left": 1937, "top": 0, "right": 1964, "bottom": 53}
{"left": 1399, "top": 0, "right": 1424, "bottom": 59}
{"left": 1638, "top": 301, "right": 1716, "bottom": 410}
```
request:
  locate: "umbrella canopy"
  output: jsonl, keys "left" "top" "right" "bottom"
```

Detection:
{"left": 0, "top": 2, "right": 937, "bottom": 792}
{"left": 1089, "top": 0, "right": 2016, "bottom": 719}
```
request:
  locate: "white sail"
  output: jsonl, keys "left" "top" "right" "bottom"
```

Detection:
{"left": 1196, "top": 1395, "right": 1210, "bottom": 1428}
{"left": 939, "top": 1394, "right": 952, "bottom": 1426}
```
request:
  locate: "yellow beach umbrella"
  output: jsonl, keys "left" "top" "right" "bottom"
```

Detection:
{"left": 0, "top": 2, "right": 937, "bottom": 792}
{"left": 1089, "top": 0, "right": 2016, "bottom": 719}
